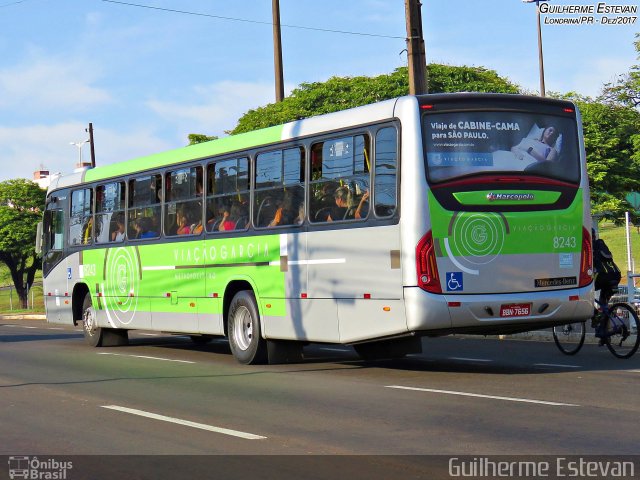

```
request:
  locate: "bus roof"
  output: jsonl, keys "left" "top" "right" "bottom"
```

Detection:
{"left": 83, "top": 124, "right": 284, "bottom": 184}
{"left": 49, "top": 95, "right": 402, "bottom": 191}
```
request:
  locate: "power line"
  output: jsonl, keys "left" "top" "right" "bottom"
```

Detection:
{"left": 0, "top": 0, "right": 28, "bottom": 8}
{"left": 101, "top": 0, "right": 404, "bottom": 40}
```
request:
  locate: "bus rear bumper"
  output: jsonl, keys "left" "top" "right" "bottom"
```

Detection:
{"left": 404, "top": 285, "right": 594, "bottom": 335}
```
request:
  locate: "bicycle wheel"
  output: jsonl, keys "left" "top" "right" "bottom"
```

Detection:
{"left": 605, "top": 303, "right": 640, "bottom": 359}
{"left": 552, "top": 321, "right": 586, "bottom": 355}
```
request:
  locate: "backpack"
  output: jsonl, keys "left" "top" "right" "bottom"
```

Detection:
{"left": 593, "top": 238, "right": 622, "bottom": 291}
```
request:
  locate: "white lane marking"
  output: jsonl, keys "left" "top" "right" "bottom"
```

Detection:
{"left": 47, "top": 327, "right": 65, "bottom": 330}
{"left": 97, "top": 352, "right": 195, "bottom": 364}
{"left": 535, "top": 363, "right": 581, "bottom": 369}
{"left": 101, "top": 405, "right": 266, "bottom": 440}
{"left": 448, "top": 357, "right": 492, "bottom": 363}
{"left": 385, "top": 385, "right": 579, "bottom": 407}
{"left": 139, "top": 333, "right": 160, "bottom": 336}
{"left": 21, "top": 326, "right": 37, "bottom": 329}
{"left": 3, "top": 324, "right": 19, "bottom": 327}
{"left": 630, "top": 370, "right": 640, "bottom": 373}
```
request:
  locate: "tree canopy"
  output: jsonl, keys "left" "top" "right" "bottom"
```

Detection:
{"left": 569, "top": 96, "right": 640, "bottom": 222}
{"left": 0, "top": 179, "right": 46, "bottom": 308}
{"left": 230, "top": 64, "right": 519, "bottom": 134}
{"left": 600, "top": 33, "right": 640, "bottom": 108}
{"left": 588, "top": 33, "right": 640, "bottom": 222}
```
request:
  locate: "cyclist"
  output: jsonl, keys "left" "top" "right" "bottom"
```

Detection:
{"left": 592, "top": 229, "right": 622, "bottom": 344}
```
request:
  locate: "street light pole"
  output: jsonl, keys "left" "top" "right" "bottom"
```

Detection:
{"left": 524, "top": 0, "right": 546, "bottom": 97}
{"left": 535, "top": 0, "right": 546, "bottom": 97}
{"left": 70, "top": 140, "right": 89, "bottom": 168}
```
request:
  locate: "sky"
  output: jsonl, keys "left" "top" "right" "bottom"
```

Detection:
{"left": 0, "top": 0, "right": 637, "bottom": 182}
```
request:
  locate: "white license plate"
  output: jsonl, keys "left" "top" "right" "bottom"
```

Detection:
{"left": 499, "top": 303, "right": 531, "bottom": 317}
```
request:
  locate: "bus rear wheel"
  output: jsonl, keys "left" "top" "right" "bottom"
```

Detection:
{"left": 228, "top": 290, "right": 267, "bottom": 364}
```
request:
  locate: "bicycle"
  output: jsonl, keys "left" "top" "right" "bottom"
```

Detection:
{"left": 552, "top": 300, "right": 640, "bottom": 358}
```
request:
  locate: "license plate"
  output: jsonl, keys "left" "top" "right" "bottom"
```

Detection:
{"left": 500, "top": 303, "right": 531, "bottom": 317}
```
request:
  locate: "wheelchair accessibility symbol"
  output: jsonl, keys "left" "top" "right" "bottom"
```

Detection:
{"left": 446, "top": 272, "right": 463, "bottom": 292}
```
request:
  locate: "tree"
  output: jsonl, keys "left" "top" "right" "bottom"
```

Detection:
{"left": 0, "top": 179, "right": 46, "bottom": 308}
{"left": 188, "top": 133, "right": 218, "bottom": 145}
{"left": 229, "top": 64, "right": 520, "bottom": 134}
{"left": 600, "top": 33, "right": 640, "bottom": 108}
{"left": 560, "top": 93, "right": 640, "bottom": 223}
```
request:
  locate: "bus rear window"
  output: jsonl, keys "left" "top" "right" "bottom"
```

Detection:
{"left": 423, "top": 111, "right": 580, "bottom": 184}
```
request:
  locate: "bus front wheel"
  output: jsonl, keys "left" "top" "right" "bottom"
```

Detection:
{"left": 81, "top": 292, "right": 103, "bottom": 347}
{"left": 228, "top": 290, "right": 267, "bottom": 364}
{"left": 81, "top": 292, "right": 128, "bottom": 347}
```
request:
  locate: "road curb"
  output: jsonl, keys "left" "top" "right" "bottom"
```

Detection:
{"left": 1, "top": 314, "right": 46, "bottom": 321}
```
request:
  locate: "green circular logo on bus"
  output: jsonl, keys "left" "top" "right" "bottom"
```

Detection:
{"left": 451, "top": 212, "right": 506, "bottom": 264}
{"left": 104, "top": 247, "right": 140, "bottom": 325}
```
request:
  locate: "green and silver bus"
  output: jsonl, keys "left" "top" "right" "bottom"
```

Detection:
{"left": 40, "top": 94, "right": 594, "bottom": 364}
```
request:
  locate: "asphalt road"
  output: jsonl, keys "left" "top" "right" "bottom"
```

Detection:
{"left": 1, "top": 319, "right": 639, "bottom": 478}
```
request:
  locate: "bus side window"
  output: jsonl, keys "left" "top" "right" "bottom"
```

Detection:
{"left": 128, "top": 174, "right": 161, "bottom": 240}
{"left": 95, "top": 181, "right": 126, "bottom": 244}
{"left": 254, "top": 147, "right": 304, "bottom": 228}
{"left": 206, "top": 157, "right": 250, "bottom": 233}
{"left": 164, "top": 166, "right": 203, "bottom": 236}
{"left": 309, "top": 134, "right": 370, "bottom": 223}
{"left": 374, "top": 127, "right": 398, "bottom": 217}
{"left": 69, "top": 188, "right": 93, "bottom": 246}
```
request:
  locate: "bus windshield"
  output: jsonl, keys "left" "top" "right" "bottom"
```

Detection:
{"left": 423, "top": 110, "right": 580, "bottom": 184}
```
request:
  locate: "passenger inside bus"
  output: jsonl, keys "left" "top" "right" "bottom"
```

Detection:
{"left": 111, "top": 213, "right": 125, "bottom": 242}
{"left": 268, "top": 190, "right": 301, "bottom": 227}
{"left": 354, "top": 190, "right": 370, "bottom": 219}
{"left": 176, "top": 208, "right": 192, "bottom": 235}
{"left": 134, "top": 217, "right": 157, "bottom": 239}
{"left": 327, "top": 186, "right": 350, "bottom": 221}
{"left": 219, "top": 202, "right": 245, "bottom": 231}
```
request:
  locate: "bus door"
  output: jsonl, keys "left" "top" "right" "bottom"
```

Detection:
{"left": 42, "top": 193, "right": 70, "bottom": 324}
{"left": 307, "top": 128, "right": 405, "bottom": 344}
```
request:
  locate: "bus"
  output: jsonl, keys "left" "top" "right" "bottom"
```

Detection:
{"left": 39, "top": 94, "right": 594, "bottom": 364}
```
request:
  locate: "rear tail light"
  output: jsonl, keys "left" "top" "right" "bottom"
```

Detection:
{"left": 416, "top": 231, "right": 441, "bottom": 293}
{"left": 579, "top": 227, "right": 593, "bottom": 287}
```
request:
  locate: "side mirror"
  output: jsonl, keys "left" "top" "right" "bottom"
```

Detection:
{"left": 35, "top": 221, "right": 43, "bottom": 255}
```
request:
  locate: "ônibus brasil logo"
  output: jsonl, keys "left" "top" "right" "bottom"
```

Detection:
{"left": 487, "top": 193, "right": 535, "bottom": 201}
{"left": 8, "top": 456, "right": 73, "bottom": 479}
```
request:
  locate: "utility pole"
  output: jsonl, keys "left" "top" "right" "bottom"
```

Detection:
{"left": 86, "top": 122, "right": 96, "bottom": 168}
{"left": 405, "top": 0, "right": 428, "bottom": 95}
{"left": 272, "top": 0, "right": 284, "bottom": 102}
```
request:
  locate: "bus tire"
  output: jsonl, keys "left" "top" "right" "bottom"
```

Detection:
{"left": 81, "top": 292, "right": 103, "bottom": 347}
{"left": 228, "top": 290, "right": 267, "bottom": 364}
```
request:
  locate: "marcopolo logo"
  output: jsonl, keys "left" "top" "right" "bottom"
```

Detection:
{"left": 8, "top": 456, "right": 73, "bottom": 479}
{"left": 487, "top": 192, "right": 535, "bottom": 201}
